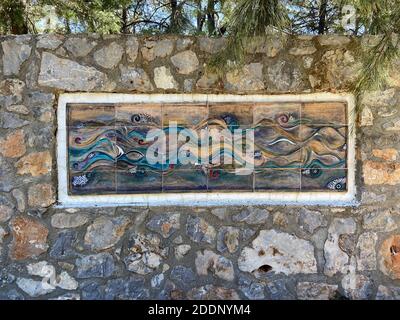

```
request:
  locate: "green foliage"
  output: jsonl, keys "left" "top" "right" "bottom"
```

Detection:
{"left": 350, "top": 0, "right": 400, "bottom": 97}
{"left": 0, "top": 0, "right": 28, "bottom": 34}
{"left": 208, "top": 0, "right": 288, "bottom": 74}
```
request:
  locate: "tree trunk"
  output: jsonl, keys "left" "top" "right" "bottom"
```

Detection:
{"left": 196, "top": 0, "right": 204, "bottom": 33}
{"left": 9, "top": 0, "right": 28, "bottom": 34}
{"left": 207, "top": 0, "right": 216, "bottom": 35}
{"left": 318, "top": 0, "right": 328, "bottom": 34}
{"left": 121, "top": 7, "right": 128, "bottom": 33}
{"left": 170, "top": 0, "right": 178, "bottom": 32}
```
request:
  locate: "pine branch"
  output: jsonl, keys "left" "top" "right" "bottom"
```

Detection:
{"left": 207, "top": 0, "right": 288, "bottom": 74}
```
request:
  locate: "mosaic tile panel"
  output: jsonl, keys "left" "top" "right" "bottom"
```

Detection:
{"left": 66, "top": 102, "right": 348, "bottom": 195}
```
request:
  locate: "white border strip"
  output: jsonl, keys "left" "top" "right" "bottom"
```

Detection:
{"left": 57, "top": 93, "right": 357, "bottom": 207}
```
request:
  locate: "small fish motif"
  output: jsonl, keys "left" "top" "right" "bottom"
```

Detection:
{"left": 72, "top": 175, "right": 89, "bottom": 187}
{"left": 327, "top": 177, "right": 346, "bottom": 190}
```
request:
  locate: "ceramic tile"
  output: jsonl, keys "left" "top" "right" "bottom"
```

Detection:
{"left": 208, "top": 103, "right": 253, "bottom": 128}
{"left": 163, "top": 169, "right": 207, "bottom": 192}
{"left": 255, "top": 169, "right": 301, "bottom": 190}
{"left": 253, "top": 103, "right": 301, "bottom": 127}
{"left": 301, "top": 102, "right": 347, "bottom": 126}
{"left": 301, "top": 168, "right": 347, "bottom": 191}
{"left": 66, "top": 102, "right": 349, "bottom": 195}
{"left": 115, "top": 104, "right": 162, "bottom": 126}
{"left": 300, "top": 125, "right": 347, "bottom": 169}
{"left": 116, "top": 168, "right": 162, "bottom": 193}
{"left": 253, "top": 126, "right": 302, "bottom": 168}
{"left": 163, "top": 104, "right": 208, "bottom": 128}
{"left": 69, "top": 169, "right": 116, "bottom": 195}
{"left": 68, "top": 104, "right": 115, "bottom": 127}
{"left": 207, "top": 169, "right": 253, "bottom": 191}
{"left": 68, "top": 126, "right": 117, "bottom": 173}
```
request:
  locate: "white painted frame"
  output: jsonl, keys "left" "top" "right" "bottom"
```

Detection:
{"left": 57, "top": 93, "right": 357, "bottom": 207}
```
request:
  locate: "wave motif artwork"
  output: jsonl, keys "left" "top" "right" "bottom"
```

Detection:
{"left": 67, "top": 103, "right": 348, "bottom": 194}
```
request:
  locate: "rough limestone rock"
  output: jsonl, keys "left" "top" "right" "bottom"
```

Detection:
{"left": 26, "top": 261, "right": 77, "bottom": 290}
{"left": 0, "top": 195, "right": 15, "bottom": 224}
{"left": 0, "top": 226, "right": 7, "bottom": 244}
{"left": 195, "top": 250, "right": 235, "bottom": 281}
{"left": 119, "top": 65, "right": 154, "bottom": 91}
{"left": 360, "top": 106, "right": 374, "bottom": 127}
{"left": 2, "top": 37, "right": 32, "bottom": 75}
{"left": 238, "top": 274, "right": 265, "bottom": 299}
{"left": 105, "top": 276, "right": 149, "bottom": 300}
{"left": 298, "top": 208, "right": 327, "bottom": 233}
{"left": 196, "top": 72, "right": 219, "bottom": 89}
{"left": 188, "top": 285, "right": 240, "bottom": 300}
{"left": 0, "top": 158, "right": 15, "bottom": 192}
{"left": 176, "top": 38, "right": 193, "bottom": 51}
{"left": 341, "top": 273, "right": 373, "bottom": 300}
{"left": 186, "top": 215, "right": 216, "bottom": 244}
{"left": 170, "top": 265, "right": 196, "bottom": 289}
{"left": 51, "top": 213, "right": 89, "bottom": 229}
{"left": 146, "top": 213, "right": 180, "bottom": 238}
{"left": 50, "top": 230, "right": 78, "bottom": 259}
{"left": 141, "top": 40, "right": 174, "bottom": 61}
{"left": 153, "top": 66, "right": 179, "bottom": 90}
{"left": 170, "top": 50, "right": 199, "bottom": 74}
{"left": 210, "top": 208, "right": 229, "bottom": 221}
{"left": 63, "top": 37, "right": 97, "bottom": 57}
{"left": 372, "top": 148, "right": 398, "bottom": 161}
{"left": 174, "top": 244, "right": 191, "bottom": 260}
{"left": 267, "top": 60, "right": 304, "bottom": 91}
{"left": 217, "top": 226, "right": 240, "bottom": 254}
{"left": 56, "top": 271, "right": 79, "bottom": 290}
{"left": 245, "top": 35, "right": 286, "bottom": 57}
{"left": 232, "top": 207, "right": 269, "bottom": 225}
{"left": 126, "top": 37, "right": 139, "bottom": 63}
{"left": 316, "top": 49, "right": 361, "bottom": 89}
{"left": 84, "top": 216, "right": 131, "bottom": 251}
{"left": 76, "top": 253, "right": 115, "bottom": 278}
{"left": 124, "top": 233, "right": 167, "bottom": 275}
{"left": 0, "top": 129, "right": 26, "bottom": 158}
{"left": 238, "top": 230, "right": 317, "bottom": 275}
{"left": 27, "top": 261, "right": 55, "bottom": 277}
{"left": 363, "top": 161, "right": 400, "bottom": 185}
{"left": 362, "top": 210, "right": 397, "bottom": 232}
{"left": 9, "top": 216, "right": 49, "bottom": 260}
{"left": 93, "top": 42, "right": 123, "bottom": 69}
{"left": 0, "top": 112, "right": 29, "bottom": 129}
{"left": 226, "top": 63, "right": 265, "bottom": 92}
{"left": 361, "top": 88, "right": 396, "bottom": 107}
{"left": 28, "top": 183, "right": 55, "bottom": 208}
{"left": 15, "top": 151, "right": 52, "bottom": 177}
{"left": 356, "top": 232, "right": 378, "bottom": 271}
{"left": 199, "top": 37, "right": 227, "bottom": 54}
{"left": 376, "top": 285, "right": 400, "bottom": 300}
{"left": 0, "top": 79, "right": 25, "bottom": 108}
{"left": 39, "top": 52, "right": 108, "bottom": 91}
{"left": 379, "top": 235, "right": 400, "bottom": 279}
{"left": 297, "top": 282, "right": 338, "bottom": 300}
{"left": 289, "top": 45, "right": 317, "bottom": 56}
{"left": 317, "top": 35, "right": 351, "bottom": 46}
{"left": 36, "top": 34, "right": 64, "bottom": 50}
{"left": 324, "top": 218, "right": 356, "bottom": 276}
{"left": 0, "top": 289, "right": 24, "bottom": 300}
{"left": 266, "top": 278, "right": 296, "bottom": 300}
{"left": 16, "top": 278, "right": 55, "bottom": 297}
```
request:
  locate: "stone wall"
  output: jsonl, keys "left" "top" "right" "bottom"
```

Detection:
{"left": 0, "top": 33, "right": 400, "bottom": 300}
